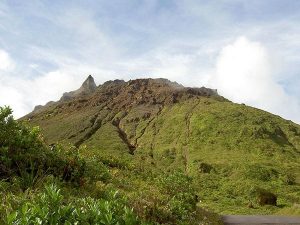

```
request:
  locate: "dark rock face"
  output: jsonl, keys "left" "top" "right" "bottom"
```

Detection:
{"left": 33, "top": 101, "right": 55, "bottom": 113}
{"left": 33, "top": 105, "right": 43, "bottom": 111}
{"left": 30, "top": 76, "right": 222, "bottom": 115}
{"left": 83, "top": 78, "right": 221, "bottom": 112}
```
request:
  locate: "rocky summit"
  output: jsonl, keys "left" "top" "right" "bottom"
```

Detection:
{"left": 30, "top": 75, "right": 220, "bottom": 115}
{"left": 60, "top": 75, "right": 97, "bottom": 101}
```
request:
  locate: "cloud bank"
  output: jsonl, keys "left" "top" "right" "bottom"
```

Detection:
{"left": 0, "top": 59, "right": 114, "bottom": 118}
{"left": 0, "top": 49, "right": 14, "bottom": 71}
{"left": 207, "top": 37, "right": 300, "bottom": 123}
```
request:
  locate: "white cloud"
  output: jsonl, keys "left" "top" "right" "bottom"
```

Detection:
{"left": 0, "top": 85, "right": 27, "bottom": 117}
{"left": 29, "top": 64, "right": 39, "bottom": 69}
{"left": 0, "top": 71, "right": 82, "bottom": 118}
{"left": 0, "top": 49, "right": 14, "bottom": 71}
{"left": 207, "top": 36, "right": 300, "bottom": 123}
{"left": 0, "top": 58, "right": 116, "bottom": 119}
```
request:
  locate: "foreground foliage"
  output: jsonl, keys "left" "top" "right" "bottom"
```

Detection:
{"left": 3, "top": 184, "right": 143, "bottom": 225}
{"left": 0, "top": 106, "right": 222, "bottom": 225}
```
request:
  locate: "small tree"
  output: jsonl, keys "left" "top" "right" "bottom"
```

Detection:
{"left": 0, "top": 106, "right": 86, "bottom": 188}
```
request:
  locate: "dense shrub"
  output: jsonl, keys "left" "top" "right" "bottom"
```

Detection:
{"left": 0, "top": 107, "right": 51, "bottom": 181}
{"left": 281, "top": 173, "right": 296, "bottom": 185}
{"left": 250, "top": 187, "right": 277, "bottom": 206}
{"left": 244, "top": 164, "right": 278, "bottom": 182}
{"left": 95, "top": 153, "right": 129, "bottom": 169}
{"left": 85, "top": 157, "right": 112, "bottom": 183}
{"left": 127, "top": 171, "right": 201, "bottom": 224}
{"left": 3, "top": 184, "right": 148, "bottom": 225}
{"left": 0, "top": 106, "right": 86, "bottom": 188}
{"left": 256, "top": 188, "right": 277, "bottom": 206}
{"left": 156, "top": 171, "right": 198, "bottom": 221}
{"left": 198, "top": 162, "right": 214, "bottom": 173}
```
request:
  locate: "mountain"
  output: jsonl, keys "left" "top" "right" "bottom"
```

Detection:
{"left": 24, "top": 75, "right": 300, "bottom": 215}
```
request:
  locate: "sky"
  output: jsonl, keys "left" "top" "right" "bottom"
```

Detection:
{"left": 1, "top": 0, "right": 300, "bottom": 123}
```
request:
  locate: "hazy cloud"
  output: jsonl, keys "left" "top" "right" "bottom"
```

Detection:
{"left": 0, "top": 49, "right": 14, "bottom": 71}
{"left": 0, "top": 65, "right": 115, "bottom": 118}
{"left": 208, "top": 37, "right": 300, "bottom": 122}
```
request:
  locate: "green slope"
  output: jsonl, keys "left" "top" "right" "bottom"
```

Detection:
{"left": 25, "top": 78, "right": 300, "bottom": 216}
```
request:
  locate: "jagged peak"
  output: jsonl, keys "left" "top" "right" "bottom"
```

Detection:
{"left": 102, "top": 79, "right": 125, "bottom": 86}
{"left": 59, "top": 75, "right": 97, "bottom": 102}
{"left": 81, "top": 75, "right": 97, "bottom": 91}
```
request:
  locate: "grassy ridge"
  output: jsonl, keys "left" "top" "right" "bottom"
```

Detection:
{"left": 135, "top": 98, "right": 300, "bottom": 215}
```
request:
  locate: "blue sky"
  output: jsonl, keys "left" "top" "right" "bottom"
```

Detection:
{"left": 1, "top": 0, "right": 300, "bottom": 123}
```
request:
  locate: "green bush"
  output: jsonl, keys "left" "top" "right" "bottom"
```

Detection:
{"left": 198, "top": 162, "right": 214, "bottom": 173}
{"left": 243, "top": 164, "right": 278, "bottom": 182}
{"left": 3, "top": 184, "right": 148, "bottom": 225}
{"left": 0, "top": 106, "right": 87, "bottom": 188}
{"left": 157, "top": 171, "right": 198, "bottom": 221}
{"left": 98, "top": 154, "right": 129, "bottom": 169}
{"left": 0, "top": 106, "right": 51, "bottom": 183}
{"left": 281, "top": 173, "right": 296, "bottom": 185}
{"left": 256, "top": 188, "right": 277, "bottom": 206}
{"left": 85, "top": 157, "right": 112, "bottom": 183}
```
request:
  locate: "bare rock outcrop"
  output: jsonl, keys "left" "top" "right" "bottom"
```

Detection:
{"left": 30, "top": 76, "right": 222, "bottom": 116}
{"left": 60, "top": 75, "right": 97, "bottom": 101}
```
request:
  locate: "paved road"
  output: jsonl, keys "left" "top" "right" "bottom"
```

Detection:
{"left": 222, "top": 215, "right": 300, "bottom": 225}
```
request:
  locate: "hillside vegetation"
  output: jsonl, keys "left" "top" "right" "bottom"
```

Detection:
{"left": 0, "top": 106, "right": 221, "bottom": 224}
{"left": 23, "top": 77, "right": 300, "bottom": 217}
